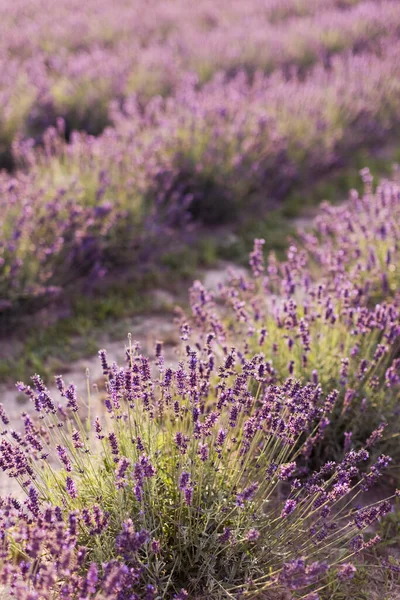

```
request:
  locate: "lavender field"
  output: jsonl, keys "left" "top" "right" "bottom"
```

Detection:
{"left": 0, "top": 0, "right": 399, "bottom": 598}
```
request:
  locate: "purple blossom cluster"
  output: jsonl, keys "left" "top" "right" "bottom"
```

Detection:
{"left": 0, "top": 498, "right": 143, "bottom": 600}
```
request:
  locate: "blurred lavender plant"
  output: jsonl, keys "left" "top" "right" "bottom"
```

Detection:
{"left": 1, "top": 0, "right": 400, "bottom": 157}
{"left": 3, "top": 24, "right": 400, "bottom": 311}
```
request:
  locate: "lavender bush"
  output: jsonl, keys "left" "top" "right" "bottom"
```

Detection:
{"left": 0, "top": 337, "right": 397, "bottom": 598}
{"left": 0, "top": 121, "right": 189, "bottom": 311}
{"left": 186, "top": 173, "right": 400, "bottom": 467}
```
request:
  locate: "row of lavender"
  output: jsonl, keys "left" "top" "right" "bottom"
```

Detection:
{"left": 188, "top": 170, "right": 400, "bottom": 464}
{"left": 0, "top": 0, "right": 399, "bottom": 164}
{"left": 0, "top": 172, "right": 399, "bottom": 598}
{"left": 3, "top": 42, "right": 400, "bottom": 312}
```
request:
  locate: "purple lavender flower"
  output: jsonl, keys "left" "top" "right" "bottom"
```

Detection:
{"left": 66, "top": 476, "right": 78, "bottom": 498}
{"left": 236, "top": 482, "right": 258, "bottom": 507}
{"left": 0, "top": 404, "right": 9, "bottom": 425}
{"left": 56, "top": 445, "right": 73, "bottom": 472}
{"left": 337, "top": 563, "right": 356, "bottom": 581}
{"left": 344, "top": 431, "right": 353, "bottom": 452}
{"left": 219, "top": 528, "right": 232, "bottom": 543}
{"left": 179, "top": 471, "right": 191, "bottom": 490}
{"left": 108, "top": 432, "right": 119, "bottom": 461}
{"left": 278, "top": 462, "right": 296, "bottom": 480}
{"left": 366, "top": 422, "right": 387, "bottom": 448}
{"left": 94, "top": 417, "right": 105, "bottom": 440}
{"left": 246, "top": 528, "right": 260, "bottom": 541}
{"left": 115, "top": 457, "right": 131, "bottom": 488}
{"left": 281, "top": 499, "right": 297, "bottom": 518}
{"left": 198, "top": 442, "right": 209, "bottom": 461}
{"left": 116, "top": 519, "right": 149, "bottom": 560}
{"left": 354, "top": 501, "right": 392, "bottom": 529}
{"left": 84, "top": 563, "right": 98, "bottom": 595}
{"left": 278, "top": 558, "right": 329, "bottom": 590}
{"left": 174, "top": 432, "right": 190, "bottom": 455}
{"left": 72, "top": 429, "right": 84, "bottom": 449}
{"left": 184, "top": 486, "right": 193, "bottom": 506}
{"left": 27, "top": 486, "right": 40, "bottom": 516}
{"left": 65, "top": 385, "right": 79, "bottom": 412}
{"left": 216, "top": 428, "right": 227, "bottom": 447}
{"left": 99, "top": 349, "right": 109, "bottom": 375}
{"left": 180, "top": 323, "right": 191, "bottom": 341}
{"left": 173, "top": 591, "right": 189, "bottom": 600}
{"left": 249, "top": 239, "right": 265, "bottom": 278}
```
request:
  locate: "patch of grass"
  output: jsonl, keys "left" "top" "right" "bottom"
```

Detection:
{"left": 0, "top": 278, "right": 157, "bottom": 384}
{"left": 283, "top": 145, "right": 398, "bottom": 215}
{"left": 161, "top": 235, "right": 219, "bottom": 275}
{"left": 321, "top": 562, "right": 399, "bottom": 600}
{"left": 218, "top": 209, "right": 296, "bottom": 264}
{"left": 160, "top": 249, "right": 199, "bottom": 278}
{"left": 379, "top": 498, "right": 400, "bottom": 551}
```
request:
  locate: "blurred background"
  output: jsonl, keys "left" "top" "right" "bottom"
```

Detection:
{"left": 1, "top": 0, "right": 400, "bottom": 387}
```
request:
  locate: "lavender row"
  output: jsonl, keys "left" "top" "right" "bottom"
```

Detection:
{"left": 0, "top": 0, "right": 398, "bottom": 160}
{"left": 3, "top": 43, "right": 400, "bottom": 310}
{"left": 187, "top": 172, "right": 400, "bottom": 464}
